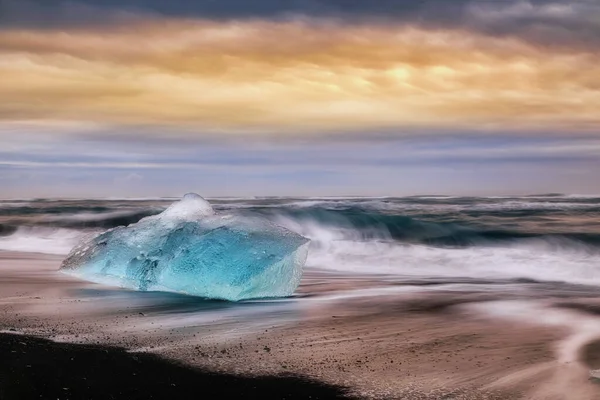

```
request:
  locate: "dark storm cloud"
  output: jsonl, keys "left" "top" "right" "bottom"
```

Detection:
{"left": 0, "top": 0, "right": 152, "bottom": 28}
{"left": 463, "top": 0, "right": 600, "bottom": 49}
{"left": 0, "top": 0, "right": 446, "bottom": 23}
{"left": 1, "top": 0, "right": 599, "bottom": 49}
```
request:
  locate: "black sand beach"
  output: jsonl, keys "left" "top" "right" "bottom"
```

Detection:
{"left": 0, "top": 333, "right": 352, "bottom": 400}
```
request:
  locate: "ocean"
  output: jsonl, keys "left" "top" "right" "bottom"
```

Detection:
{"left": 2, "top": 194, "right": 599, "bottom": 287}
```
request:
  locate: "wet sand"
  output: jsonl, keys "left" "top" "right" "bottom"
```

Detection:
{"left": 2, "top": 250, "right": 600, "bottom": 399}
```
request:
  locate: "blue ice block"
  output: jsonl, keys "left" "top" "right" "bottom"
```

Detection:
{"left": 60, "top": 194, "right": 309, "bottom": 301}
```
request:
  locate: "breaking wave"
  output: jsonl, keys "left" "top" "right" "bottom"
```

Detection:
{"left": 1, "top": 196, "right": 600, "bottom": 286}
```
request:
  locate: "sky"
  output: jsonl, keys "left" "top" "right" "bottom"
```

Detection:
{"left": 1, "top": 0, "right": 599, "bottom": 197}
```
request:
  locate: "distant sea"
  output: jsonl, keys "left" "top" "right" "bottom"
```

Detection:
{"left": 1, "top": 195, "right": 600, "bottom": 286}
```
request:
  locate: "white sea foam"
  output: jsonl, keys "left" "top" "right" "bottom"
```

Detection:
{"left": 0, "top": 227, "right": 88, "bottom": 255}
{"left": 3, "top": 209, "right": 600, "bottom": 288}
{"left": 269, "top": 214, "right": 600, "bottom": 286}
{"left": 307, "top": 239, "right": 600, "bottom": 285}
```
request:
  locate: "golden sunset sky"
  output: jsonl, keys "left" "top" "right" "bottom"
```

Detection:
{"left": 1, "top": 0, "right": 599, "bottom": 196}
{"left": 1, "top": 1, "right": 598, "bottom": 134}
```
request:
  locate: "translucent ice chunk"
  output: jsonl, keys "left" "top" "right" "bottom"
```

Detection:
{"left": 60, "top": 194, "right": 309, "bottom": 301}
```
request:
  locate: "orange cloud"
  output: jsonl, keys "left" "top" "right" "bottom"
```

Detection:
{"left": 0, "top": 18, "right": 598, "bottom": 134}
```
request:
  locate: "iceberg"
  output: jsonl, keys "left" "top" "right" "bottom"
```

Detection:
{"left": 60, "top": 193, "right": 309, "bottom": 301}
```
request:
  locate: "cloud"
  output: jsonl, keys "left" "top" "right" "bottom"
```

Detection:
{"left": 1, "top": 1, "right": 598, "bottom": 197}
{"left": 0, "top": 0, "right": 447, "bottom": 26}
{"left": 2, "top": 0, "right": 599, "bottom": 49}
{"left": 3, "top": 136, "right": 599, "bottom": 198}
{"left": 0, "top": 18, "right": 598, "bottom": 135}
{"left": 3, "top": 132, "right": 600, "bottom": 171}
{"left": 0, "top": 0, "right": 152, "bottom": 29}
{"left": 464, "top": 1, "right": 600, "bottom": 49}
